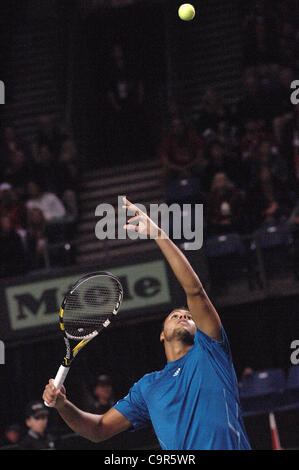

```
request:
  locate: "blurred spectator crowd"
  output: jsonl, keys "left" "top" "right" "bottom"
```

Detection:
{"left": 0, "top": 115, "right": 79, "bottom": 278}
{"left": 158, "top": 0, "right": 299, "bottom": 277}
{"left": 1, "top": 0, "right": 298, "bottom": 281}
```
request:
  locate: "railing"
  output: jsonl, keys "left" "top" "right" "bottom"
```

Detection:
{"left": 200, "top": 224, "right": 297, "bottom": 301}
{"left": 27, "top": 223, "right": 298, "bottom": 302}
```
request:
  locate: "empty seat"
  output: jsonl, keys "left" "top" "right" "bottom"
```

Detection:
{"left": 253, "top": 223, "right": 291, "bottom": 249}
{"left": 205, "top": 233, "right": 245, "bottom": 258}
{"left": 252, "top": 223, "right": 293, "bottom": 278}
{"left": 205, "top": 233, "right": 248, "bottom": 290}
{"left": 280, "top": 365, "right": 299, "bottom": 409}
{"left": 239, "top": 369, "right": 286, "bottom": 416}
{"left": 166, "top": 177, "right": 204, "bottom": 205}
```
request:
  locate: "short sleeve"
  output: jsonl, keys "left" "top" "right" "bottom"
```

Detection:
{"left": 113, "top": 378, "right": 151, "bottom": 431}
{"left": 194, "top": 326, "right": 240, "bottom": 397}
{"left": 194, "top": 325, "right": 233, "bottom": 368}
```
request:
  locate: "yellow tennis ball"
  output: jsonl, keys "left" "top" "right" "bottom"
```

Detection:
{"left": 178, "top": 3, "right": 195, "bottom": 21}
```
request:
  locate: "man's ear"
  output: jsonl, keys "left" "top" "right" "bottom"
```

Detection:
{"left": 160, "top": 331, "right": 165, "bottom": 343}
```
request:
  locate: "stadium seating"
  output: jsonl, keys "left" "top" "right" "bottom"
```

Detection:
{"left": 165, "top": 177, "right": 204, "bottom": 205}
{"left": 252, "top": 223, "right": 293, "bottom": 279}
{"left": 279, "top": 365, "right": 299, "bottom": 410}
{"left": 205, "top": 233, "right": 245, "bottom": 258}
{"left": 239, "top": 369, "right": 286, "bottom": 416}
{"left": 204, "top": 233, "right": 248, "bottom": 290}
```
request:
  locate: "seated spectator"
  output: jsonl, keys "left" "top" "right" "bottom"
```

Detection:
{"left": 26, "top": 208, "right": 48, "bottom": 271}
{"left": 26, "top": 181, "right": 66, "bottom": 223}
{"left": 214, "top": 119, "right": 235, "bottom": 151}
{"left": 278, "top": 104, "right": 299, "bottom": 191}
{"left": 85, "top": 375, "right": 116, "bottom": 415}
{"left": 287, "top": 203, "right": 299, "bottom": 280}
{"left": 238, "top": 367, "right": 254, "bottom": 387}
{"left": 32, "top": 114, "right": 66, "bottom": 161}
{"left": 274, "top": 67, "right": 296, "bottom": 118}
{"left": 240, "top": 118, "right": 269, "bottom": 162}
{"left": 2, "top": 148, "right": 31, "bottom": 196}
{"left": 241, "top": 367, "right": 254, "bottom": 378}
{"left": 105, "top": 43, "right": 147, "bottom": 161}
{"left": 237, "top": 74, "right": 266, "bottom": 123}
{"left": 19, "top": 401, "right": 56, "bottom": 450}
{"left": 246, "top": 163, "right": 295, "bottom": 228}
{"left": 204, "top": 140, "right": 245, "bottom": 192}
{"left": 0, "top": 125, "right": 30, "bottom": 177}
{"left": 0, "top": 215, "right": 26, "bottom": 278}
{"left": 196, "top": 88, "right": 231, "bottom": 134}
{"left": 2, "top": 424, "right": 22, "bottom": 447}
{"left": 32, "top": 144, "right": 59, "bottom": 193}
{"left": 56, "top": 138, "right": 79, "bottom": 219}
{"left": 0, "top": 183, "right": 27, "bottom": 233}
{"left": 0, "top": 125, "right": 16, "bottom": 169}
{"left": 158, "top": 117, "right": 207, "bottom": 183}
{"left": 206, "top": 173, "right": 243, "bottom": 235}
{"left": 250, "top": 138, "right": 289, "bottom": 186}
{"left": 163, "top": 99, "right": 182, "bottom": 129}
{"left": 278, "top": 21, "right": 297, "bottom": 66}
{"left": 242, "top": 0, "right": 280, "bottom": 66}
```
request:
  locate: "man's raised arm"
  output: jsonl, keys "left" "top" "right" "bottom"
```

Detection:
{"left": 42, "top": 380, "right": 131, "bottom": 443}
{"left": 123, "top": 197, "right": 221, "bottom": 341}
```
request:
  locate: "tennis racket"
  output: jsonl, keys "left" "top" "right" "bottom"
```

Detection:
{"left": 44, "top": 271, "right": 123, "bottom": 407}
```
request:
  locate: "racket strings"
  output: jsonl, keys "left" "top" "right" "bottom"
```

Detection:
{"left": 63, "top": 276, "right": 122, "bottom": 338}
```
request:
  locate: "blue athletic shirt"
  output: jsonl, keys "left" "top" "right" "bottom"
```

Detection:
{"left": 113, "top": 326, "right": 251, "bottom": 450}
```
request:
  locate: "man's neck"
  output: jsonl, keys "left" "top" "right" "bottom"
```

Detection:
{"left": 164, "top": 340, "right": 193, "bottom": 363}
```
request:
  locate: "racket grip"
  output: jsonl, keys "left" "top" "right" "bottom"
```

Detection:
{"left": 44, "top": 365, "right": 69, "bottom": 408}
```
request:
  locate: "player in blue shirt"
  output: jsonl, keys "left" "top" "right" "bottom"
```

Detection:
{"left": 43, "top": 197, "right": 251, "bottom": 450}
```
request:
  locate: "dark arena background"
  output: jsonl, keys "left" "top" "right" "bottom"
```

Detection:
{"left": 0, "top": 0, "right": 299, "bottom": 452}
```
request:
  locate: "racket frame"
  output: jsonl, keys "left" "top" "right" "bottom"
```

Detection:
{"left": 44, "top": 271, "right": 123, "bottom": 406}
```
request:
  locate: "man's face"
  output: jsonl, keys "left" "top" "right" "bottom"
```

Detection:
{"left": 26, "top": 414, "right": 48, "bottom": 435}
{"left": 160, "top": 310, "right": 196, "bottom": 345}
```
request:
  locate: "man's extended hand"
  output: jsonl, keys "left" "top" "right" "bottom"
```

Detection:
{"left": 122, "top": 197, "right": 221, "bottom": 340}
{"left": 122, "top": 197, "right": 166, "bottom": 239}
{"left": 43, "top": 379, "right": 67, "bottom": 409}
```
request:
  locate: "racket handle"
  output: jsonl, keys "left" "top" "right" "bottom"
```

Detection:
{"left": 44, "top": 365, "right": 69, "bottom": 408}
{"left": 54, "top": 364, "right": 70, "bottom": 389}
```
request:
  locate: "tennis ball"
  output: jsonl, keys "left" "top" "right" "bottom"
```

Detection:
{"left": 178, "top": 3, "right": 195, "bottom": 21}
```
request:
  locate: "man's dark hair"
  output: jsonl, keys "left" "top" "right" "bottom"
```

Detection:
{"left": 161, "top": 306, "right": 190, "bottom": 333}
